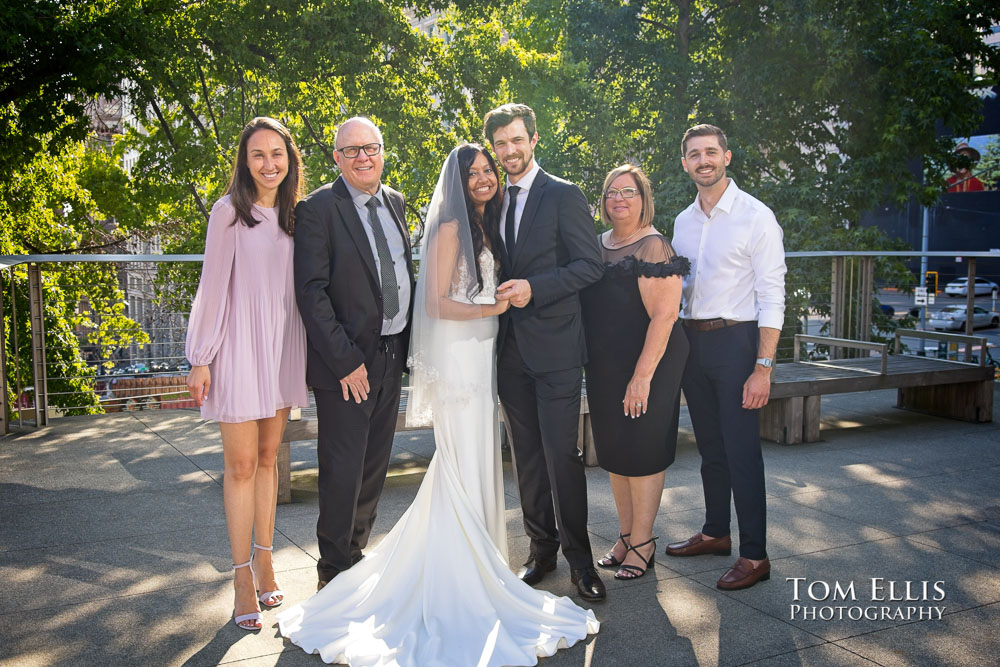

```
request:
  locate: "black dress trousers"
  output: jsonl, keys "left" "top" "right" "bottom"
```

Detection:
{"left": 497, "top": 330, "right": 593, "bottom": 570}
{"left": 681, "top": 321, "right": 768, "bottom": 561}
{"left": 313, "top": 334, "right": 406, "bottom": 580}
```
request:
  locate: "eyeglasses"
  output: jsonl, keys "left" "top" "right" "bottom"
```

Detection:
{"left": 336, "top": 143, "right": 383, "bottom": 159}
{"left": 605, "top": 187, "right": 639, "bottom": 199}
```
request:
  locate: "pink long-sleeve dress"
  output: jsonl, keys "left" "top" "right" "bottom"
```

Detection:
{"left": 185, "top": 195, "right": 308, "bottom": 423}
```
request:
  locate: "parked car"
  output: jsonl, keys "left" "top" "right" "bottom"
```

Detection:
{"left": 928, "top": 305, "right": 1000, "bottom": 331}
{"left": 944, "top": 277, "right": 999, "bottom": 297}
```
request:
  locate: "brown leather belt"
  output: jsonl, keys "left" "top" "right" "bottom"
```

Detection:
{"left": 682, "top": 318, "right": 745, "bottom": 332}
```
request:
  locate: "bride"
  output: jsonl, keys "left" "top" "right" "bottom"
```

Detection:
{"left": 277, "top": 144, "right": 599, "bottom": 666}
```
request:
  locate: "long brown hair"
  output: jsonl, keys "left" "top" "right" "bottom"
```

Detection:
{"left": 226, "top": 117, "right": 303, "bottom": 235}
{"left": 456, "top": 143, "right": 502, "bottom": 291}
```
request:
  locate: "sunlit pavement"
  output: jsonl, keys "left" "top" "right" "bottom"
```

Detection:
{"left": 1, "top": 388, "right": 998, "bottom": 666}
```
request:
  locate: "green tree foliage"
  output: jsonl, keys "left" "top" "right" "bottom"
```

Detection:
{"left": 0, "top": 0, "right": 174, "bottom": 174}
{"left": 3, "top": 0, "right": 999, "bottom": 409}
{"left": 480, "top": 0, "right": 1000, "bottom": 226}
{"left": 465, "top": 0, "right": 998, "bottom": 349}
{"left": 1, "top": 134, "right": 148, "bottom": 415}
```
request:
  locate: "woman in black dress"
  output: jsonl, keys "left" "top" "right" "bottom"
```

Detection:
{"left": 580, "top": 164, "right": 689, "bottom": 580}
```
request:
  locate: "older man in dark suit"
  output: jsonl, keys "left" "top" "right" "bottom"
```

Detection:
{"left": 485, "top": 103, "right": 607, "bottom": 601}
{"left": 294, "top": 117, "right": 414, "bottom": 589}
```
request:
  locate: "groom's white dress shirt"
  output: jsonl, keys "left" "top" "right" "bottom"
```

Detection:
{"left": 499, "top": 160, "right": 541, "bottom": 248}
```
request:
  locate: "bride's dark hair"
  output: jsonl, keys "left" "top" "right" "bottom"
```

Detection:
{"left": 456, "top": 143, "right": 502, "bottom": 290}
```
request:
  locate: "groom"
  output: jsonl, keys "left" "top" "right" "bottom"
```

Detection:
{"left": 485, "top": 103, "right": 607, "bottom": 602}
{"left": 294, "top": 117, "right": 414, "bottom": 589}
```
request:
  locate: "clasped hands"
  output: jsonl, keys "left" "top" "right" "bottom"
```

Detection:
{"left": 496, "top": 279, "right": 532, "bottom": 308}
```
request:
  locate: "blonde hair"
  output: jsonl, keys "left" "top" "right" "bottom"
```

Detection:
{"left": 600, "top": 164, "right": 654, "bottom": 228}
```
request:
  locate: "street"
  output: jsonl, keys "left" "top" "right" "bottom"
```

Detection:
{"left": 877, "top": 289, "right": 1000, "bottom": 352}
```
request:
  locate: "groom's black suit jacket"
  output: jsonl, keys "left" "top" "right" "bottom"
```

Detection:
{"left": 498, "top": 167, "right": 604, "bottom": 372}
{"left": 294, "top": 176, "right": 414, "bottom": 390}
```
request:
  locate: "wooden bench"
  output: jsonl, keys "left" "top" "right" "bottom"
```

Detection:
{"left": 277, "top": 385, "right": 594, "bottom": 504}
{"left": 760, "top": 331, "right": 995, "bottom": 445}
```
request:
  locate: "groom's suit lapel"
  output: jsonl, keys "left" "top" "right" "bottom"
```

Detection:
{"left": 511, "top": 168, "right": 549, "bottom": 269}
{"left": 332, "top": 177, "right": 380, "bottom": 291}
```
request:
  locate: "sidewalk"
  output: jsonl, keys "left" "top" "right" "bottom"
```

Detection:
{"left": 1, "top": 389, "right": 998, "bottom": 666}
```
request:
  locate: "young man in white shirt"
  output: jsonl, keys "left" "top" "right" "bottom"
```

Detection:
{"left": 667, "top": 124, "right": 786, "bottom": 591}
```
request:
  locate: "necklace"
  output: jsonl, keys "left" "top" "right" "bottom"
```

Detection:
{"left": 607, "top": 226, "right": 643, "bottom": 247}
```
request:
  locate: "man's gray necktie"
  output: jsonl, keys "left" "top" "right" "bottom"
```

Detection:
{"left": 365, "top": 196, "right": 399, "bottom": 318}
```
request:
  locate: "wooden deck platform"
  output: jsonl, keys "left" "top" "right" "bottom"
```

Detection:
{"left": 761, "top": 331, "right": 995, "bottom": 445}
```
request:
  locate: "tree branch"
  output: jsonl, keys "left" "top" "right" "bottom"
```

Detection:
{"left": 702, "top": 0, "right": 743, "bottom": 26}
{"left": 196, "top": 62, "right": 222, "bottom": 147}
{"left": 637, "top": 16, "right": 675, "bottom": 35}
{"left": 144, "top": 90, "right": 211, "bottom": 222}
{"left": 301, "top": 115, "right": 336, "bottom": 165}
{"left": 39, "top": 229, "right": 150, "bottom": 255}
{"left": 164, "top": 77, "right": 211, "bottom": 141}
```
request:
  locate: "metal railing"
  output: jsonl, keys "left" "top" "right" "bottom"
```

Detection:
{"left": 1, "top": 255, "right": 201, "bottom": 430}
{"left": 2, "top": 250, "right": 998, "bottom": 433}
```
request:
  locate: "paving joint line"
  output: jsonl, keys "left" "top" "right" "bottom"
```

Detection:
{"left": 733, "top": 641, "right": 885, "bottom": 667}
{"left": 0, "top": 523, "right": 227, "bottom": 555}
{"left": 0, "top": 577, "right": 241, "bottom": 619}
{"left": 681, "top": 570, "right": 833, "bottom": 644}
{"left": 823, "top": 600, "right": 1000, "bottom": 645}
{"left": 129, "top": 413, "right": 225, "bottom": 487}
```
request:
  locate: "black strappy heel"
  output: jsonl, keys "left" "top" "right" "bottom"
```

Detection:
{"left": 614, "top": 536, "right": 657, "bottom": 580}
{"left": 597, "top": 532, "right": 631, "bottom": 568}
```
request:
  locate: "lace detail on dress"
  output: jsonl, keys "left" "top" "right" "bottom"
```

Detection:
{"left": 448, "top": 249, "right": 499, "bottom": 304}
{"left": 604, "top": 255, "right": 691, "bottom": 279}
{"left": 405, "top": 249, "right": 500, "bottom": 428}
{"left": 476, "top": 250, "right": 498, "bottom": 304}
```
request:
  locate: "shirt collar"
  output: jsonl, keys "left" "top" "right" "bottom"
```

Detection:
{"left": 694, "top": 178, "right": 739, "bottom": 217}
{"left": 344, "top": 179, "right": 384, "bottom": 208}
{"left": 507, "top": 160, "right": 540, "bottom": 194}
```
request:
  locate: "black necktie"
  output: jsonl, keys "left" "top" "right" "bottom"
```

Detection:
{"left": 365, "top": 197, "right": 399, "bottom": 318}
{"left": 505, "top": 185, "right": 521, "bottom": 258}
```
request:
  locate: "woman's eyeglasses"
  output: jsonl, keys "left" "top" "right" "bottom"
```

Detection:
{"left": 605, "top": 187, "right": 639, "bottom": 199}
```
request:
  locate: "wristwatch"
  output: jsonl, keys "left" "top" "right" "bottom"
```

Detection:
{"left": 755, "top": 357, "right": 773, "bottom": 368}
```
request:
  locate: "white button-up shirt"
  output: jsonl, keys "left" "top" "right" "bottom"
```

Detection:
{"left": 499, "top": 160, "right": 541, "bottom": 247}
{"left": 671, "top": 179, "right": 786, "bottom": 330}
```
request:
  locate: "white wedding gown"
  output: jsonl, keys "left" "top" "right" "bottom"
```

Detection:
{"left": 278, "top": 251, "right": 599, "bottom": 666}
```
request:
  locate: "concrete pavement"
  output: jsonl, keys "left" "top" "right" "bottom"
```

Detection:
{"left": 1, "top": 389, "right": 997, "bottom": 666}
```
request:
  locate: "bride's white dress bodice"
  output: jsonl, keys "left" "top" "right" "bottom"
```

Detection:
{"left": 450, "top": 249, "right": 498, "bottom": 305}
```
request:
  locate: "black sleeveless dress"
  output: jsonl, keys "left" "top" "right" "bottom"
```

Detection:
{"left": 580, "top": 233, "right": 690, "bottom": 476}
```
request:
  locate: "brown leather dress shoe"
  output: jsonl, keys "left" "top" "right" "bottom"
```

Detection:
{"left": 717, "top": 557, "right": 770, "bottom": 590}
{"left": 664, "top": 533, "right": 732, "bottom": 557}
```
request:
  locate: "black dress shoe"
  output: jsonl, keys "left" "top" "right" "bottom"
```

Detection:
{"left": 571, "top": 566, "right": 607, "bottom": 602}
{"left": 317, "top": 570, "right": 339, "bottom": 591}
{"left": 517, "top": 556, "right": 557, "bottom": 586}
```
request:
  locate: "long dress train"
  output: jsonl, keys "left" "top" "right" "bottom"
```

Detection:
{"left": 278, "top": 250, "right": 599, "bottom": 666}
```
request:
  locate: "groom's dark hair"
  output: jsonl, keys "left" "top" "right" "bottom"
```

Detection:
{"left": 483, "top": 103, "right": 537, "bottom": 145}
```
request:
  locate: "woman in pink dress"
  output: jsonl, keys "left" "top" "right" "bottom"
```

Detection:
{"left": 185, "top": 117, "right": 308, "bottom": 631}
